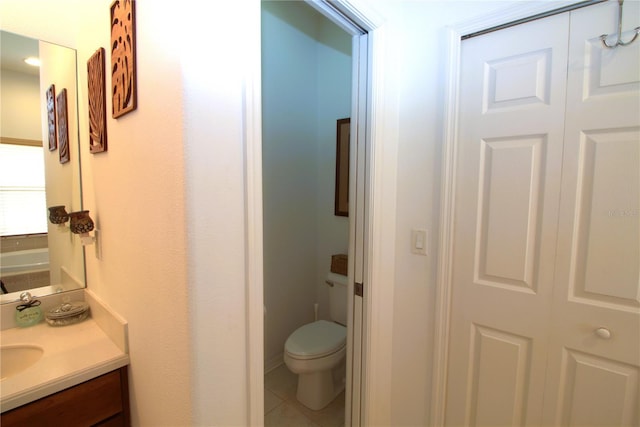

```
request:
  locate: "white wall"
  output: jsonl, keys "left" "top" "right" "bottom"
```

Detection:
{"left": 262, "top": 0, "right": 351, "bottom": 369}
{"left": 74, "top": 3, "right": 192, "bottom": 425}
{"left": 181, "top": 0, "right": 261, "bottom": 423}
{"left": 262, "top": 1, "right": 321, "bottom": 368}
{"left": 314, "top": 15, "right": 352, "bottom": 321}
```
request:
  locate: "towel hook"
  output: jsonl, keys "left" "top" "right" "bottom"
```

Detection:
{"left": 600, "top": 0, "right": 640, "bottom": 49}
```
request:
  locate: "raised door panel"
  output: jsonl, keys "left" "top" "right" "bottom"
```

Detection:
{"left": 475, "top": 135, "right": 547, "bottom": 293}
{"left": 570, "top": 129, "right": 639, "bottom": 309}
{"left": 465, "top": 325, "right": 532, "bottom": 426}
{"left": 556, "top": 350, "right": 639, "bottom": 426}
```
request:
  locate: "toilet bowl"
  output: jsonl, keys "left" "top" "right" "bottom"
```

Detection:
{"left": 284, "top": 319, "right": 346, "bottom": 410}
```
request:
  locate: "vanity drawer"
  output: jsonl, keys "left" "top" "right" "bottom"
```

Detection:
{"left": 1, "top": 367, "right": 130, "bottom": 427}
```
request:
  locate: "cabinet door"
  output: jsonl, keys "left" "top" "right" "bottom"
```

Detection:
{"left": 2, "top": 368, "right": 128, "bottom": 427}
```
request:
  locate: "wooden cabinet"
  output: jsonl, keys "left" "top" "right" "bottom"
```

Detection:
{"left": 1, "top": 366, "right": 130, "bottom": 427}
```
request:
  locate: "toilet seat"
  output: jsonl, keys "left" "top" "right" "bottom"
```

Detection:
{"left": 285, "top": 320, "right": 346, "bottom": 360}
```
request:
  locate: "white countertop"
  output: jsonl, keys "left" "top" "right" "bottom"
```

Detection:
{"left": 0, "top": 318, "right": 130, "bottom": 412}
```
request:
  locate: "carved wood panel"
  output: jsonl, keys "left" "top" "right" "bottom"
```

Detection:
{"left": 111, "top": 0, "right": 137, "bottom": 118}
{"left": 56, "top": 88, "right": 70, "bottom": 163}
{"left": 46, "top": 84, "right": 57, "bottom": 151}
{"left": 88, "top": 47, "right": 107, "bottom": 153}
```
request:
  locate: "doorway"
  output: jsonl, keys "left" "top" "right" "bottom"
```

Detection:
{"left": 438, "top": 1, "right": 639, "bottom": 425}
{"left": 260, "top": 1, "right": 369, "bottom": 425}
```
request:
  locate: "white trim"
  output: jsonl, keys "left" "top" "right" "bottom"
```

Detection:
{"left": 432, "top": 2, "right": 598, "bottom": 426}
{"left": 245, "top": 1, "right": 264, "bottom": 425}
{"left": 328, "top": 0, "right": 385, "bottom": 31}
{"left": 347, "top": 33, "right": 368, "bottom": 426}
{"left": 362, "top": 24, "right": 398, "bottom": 427}
{"left": 431, "top": 25, "right": 464, "bottom": 427}
{"left": 305, "top": 1, "right": 364, "bottom": 35}
{"left": 305, "top": 0, "right": 384, "bottom": 35}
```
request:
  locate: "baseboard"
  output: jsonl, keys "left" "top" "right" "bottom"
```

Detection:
{"left": 264, "top": 352, "right": 284, "bottom": 374}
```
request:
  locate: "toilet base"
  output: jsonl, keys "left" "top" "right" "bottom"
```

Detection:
{"left": 296, "top": 366, "right": 345, "bottom": 411}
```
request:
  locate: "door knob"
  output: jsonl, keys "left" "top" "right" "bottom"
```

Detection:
{"left": 594, "top": 327, "right": 612, "bottom": 339}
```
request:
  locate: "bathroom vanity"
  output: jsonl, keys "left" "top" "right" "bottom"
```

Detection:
{"left": 0, "top": 291, "right": 130, "bottom": 426}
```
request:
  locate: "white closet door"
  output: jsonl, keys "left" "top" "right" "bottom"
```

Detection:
{"left": 542, "top": 1, "right": 640, "bottom": 425}
{"left": 446, "top": 14, "right": 570, "bottom": 426}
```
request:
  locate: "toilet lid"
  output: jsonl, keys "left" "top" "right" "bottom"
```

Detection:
{"left": 285, "top": 320, "right": 346, "bottom": 359}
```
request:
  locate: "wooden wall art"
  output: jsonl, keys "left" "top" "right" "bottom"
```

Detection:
{"left": 46, "top": 84, "right": 57, "bottom": 151}
{"left": 111, "top": 0, "right": 137, "bottom": 118}
{"left": 88, "top": 47, "right": 108, "bottom": 153}
{"left": 335, "top": 118, "right": 350, "bottom": 217}
{"left": 56, "top": 88, "right": 70, "bottom": 164}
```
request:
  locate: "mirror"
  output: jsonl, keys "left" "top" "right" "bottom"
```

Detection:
{"left": 0, "top": 30, "right": 85, "bottom": 303}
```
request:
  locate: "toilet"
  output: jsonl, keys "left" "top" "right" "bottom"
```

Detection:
{"left": 283, "top": 272, "right": 347, "bottom": 410}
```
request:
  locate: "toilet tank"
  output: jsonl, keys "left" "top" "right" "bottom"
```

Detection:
{"left": 327, "top": 272, "right": 348, "bottom": 326}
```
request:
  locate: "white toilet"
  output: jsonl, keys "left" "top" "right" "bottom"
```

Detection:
{"left": 283, "top": 272, "right": 347, "bottom": 410}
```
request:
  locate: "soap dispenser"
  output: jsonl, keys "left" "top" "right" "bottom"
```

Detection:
{"left": 15, "top": 292, "right": 43, "bottom": 327}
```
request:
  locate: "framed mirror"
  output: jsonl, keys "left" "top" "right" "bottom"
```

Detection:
{"left": 0, "top": 30, "right": 85, "bottom": 303}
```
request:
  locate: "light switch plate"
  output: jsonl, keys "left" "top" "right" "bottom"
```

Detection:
{"left": 411, "top": 229, "right": 428, "bottom": 256}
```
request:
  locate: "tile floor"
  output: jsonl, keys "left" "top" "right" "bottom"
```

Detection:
{"left": 264, "top": 364, "right": 345, "bottom": 427}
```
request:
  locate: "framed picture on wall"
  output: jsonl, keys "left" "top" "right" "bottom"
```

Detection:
{"left": 111, "top": 0, "right": 137, "bottom": 118}
{"left": 88, "top": 47, "right": 108, "bottom": 153}
{"left": 46, "top": 84, "right": 57, "bottom": 151}
{"left": 335, "top": 118, "right": 350, "bottom": 217}
{"left": 56, "top": 88, "right": 70, "bottom": 164}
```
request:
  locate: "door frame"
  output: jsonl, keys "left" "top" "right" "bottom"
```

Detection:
{"left": 246, "top": 1, "right": 396, "bottom": 425}
{"left": 431, "top": 1, "right": 605, "bottom": 425}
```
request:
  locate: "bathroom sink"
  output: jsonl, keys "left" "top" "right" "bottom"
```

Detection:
{"left": 1, "top": 345, "right": 44, "bottom": 381}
